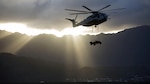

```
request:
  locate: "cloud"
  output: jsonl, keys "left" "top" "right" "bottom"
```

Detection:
{"left": 0, "top": 0, "right": 149, "bottom": 32}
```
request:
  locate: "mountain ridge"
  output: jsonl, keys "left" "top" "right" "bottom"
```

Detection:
{"left": 0, "top": 25, "right": 150, "bottom": 67}
{"left": 0, "top": 25, "right": 150, "bottom": 82}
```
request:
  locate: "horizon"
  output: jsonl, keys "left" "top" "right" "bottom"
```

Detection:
{"left": 0, "top": 22, "right": 128, "bottom": 37}
{"left": 0, "top": 22, "right": 146, "bottom": 37}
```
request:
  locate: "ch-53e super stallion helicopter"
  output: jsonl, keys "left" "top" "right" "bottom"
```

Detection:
{"left": 65, "top": 5, "right": 125, "bottom": 27}
{"left": 65, "top": 5, "right": 125, "bottom": 46}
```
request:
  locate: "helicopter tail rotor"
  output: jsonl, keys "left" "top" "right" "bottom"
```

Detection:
{"left": 65, "top": 18, "right": 76, "bottom": 27}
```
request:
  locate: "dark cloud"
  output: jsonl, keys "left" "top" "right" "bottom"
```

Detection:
{"left": 0, "top": 0, "right": 149, "bottom": 31}
{"left": 104, "top": 0, "right": 150, "bottom": 29}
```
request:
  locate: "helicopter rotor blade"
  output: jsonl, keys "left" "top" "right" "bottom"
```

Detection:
{"left": 70, "top": 12, "right": 92, "bottom": 15}
{"left": 82, "top": 5, "right": 93, "bottom": 11}
{"left": 101, "top": 8, "right": 126, "bottom": 12}
{"left": 98, "top": 5, "right": 111, "bottom": 11}
{"left": 65, "top": 9, "right": 89, "bottom": 12}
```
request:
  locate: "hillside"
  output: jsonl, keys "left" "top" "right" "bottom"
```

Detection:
{"left": 0, "top": 25, "right": 150, "bottom": 67}
{"left": 1, "top": 25, "right": 150, "bottom": 82}
{"left": 0, "top": 52, "right": 150, "bottom": 82}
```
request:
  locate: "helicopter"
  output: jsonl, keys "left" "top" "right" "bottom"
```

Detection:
{"left": 65, "top": 5, "right": 125, "bottom": 27}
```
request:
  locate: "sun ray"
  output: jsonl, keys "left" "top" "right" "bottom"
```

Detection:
{"left": 0, "top": 30, "right": 12, "bottom": 39}
{"left": 72, "top": 36, "right": 95, "bottom": 67}
{"left": 0, "top": 22, "right": 97, "bottom": 66}
{"left": 14, "top": 36, "right": 34, "bottom": 53}
{"left": 1, "top": 34, "right": 33, "bottom": 53}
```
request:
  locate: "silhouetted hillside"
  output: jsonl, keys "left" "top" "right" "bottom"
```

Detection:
{"left": 0, "top": 25, "right": 150, "bottom": 82}
{"left": 0, "top": 52, "right": 150, "bottom": 82}
{"left": 0, "top": 25, "right": 150, "bottom": 67}
{"left": 17, "top": 25, "right": 150, "bottom": 67}
{"left": 90, "top": 25, "right": 150, "bottom": 67}
{"left": 0, "top": 52, "right": 67, "bottom": 82}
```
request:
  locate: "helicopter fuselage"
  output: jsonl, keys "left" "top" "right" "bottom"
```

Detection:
{"left": 79, "top": 13, "right": 108, "bottom": 27}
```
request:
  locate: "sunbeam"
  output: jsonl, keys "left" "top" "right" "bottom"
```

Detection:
{"left": 72, "top": 36, "right": 95, "bottom": 67}
{"left": 1, "top": 34, "right": 33, "bottom": 53}
{"left": 0, "top": 30, "right": 12, "bottom": 39}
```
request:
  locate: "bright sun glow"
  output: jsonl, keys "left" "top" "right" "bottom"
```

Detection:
{"left": 0, "top": 22, "right": 122, "bottom": 37}
{"left": 0, "top": 22, "right": 98, "bottom": 37}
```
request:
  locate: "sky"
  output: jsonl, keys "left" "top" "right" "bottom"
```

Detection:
{"left": 0, "top": 0, "right": 150, "bottom": 68}
{"left": 0, "top": 0, "right": 150, "bottom": 36}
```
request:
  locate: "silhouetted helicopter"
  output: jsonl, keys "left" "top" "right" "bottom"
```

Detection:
{"left": 65, "top": 5, "right": 125, "bottom": 27}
